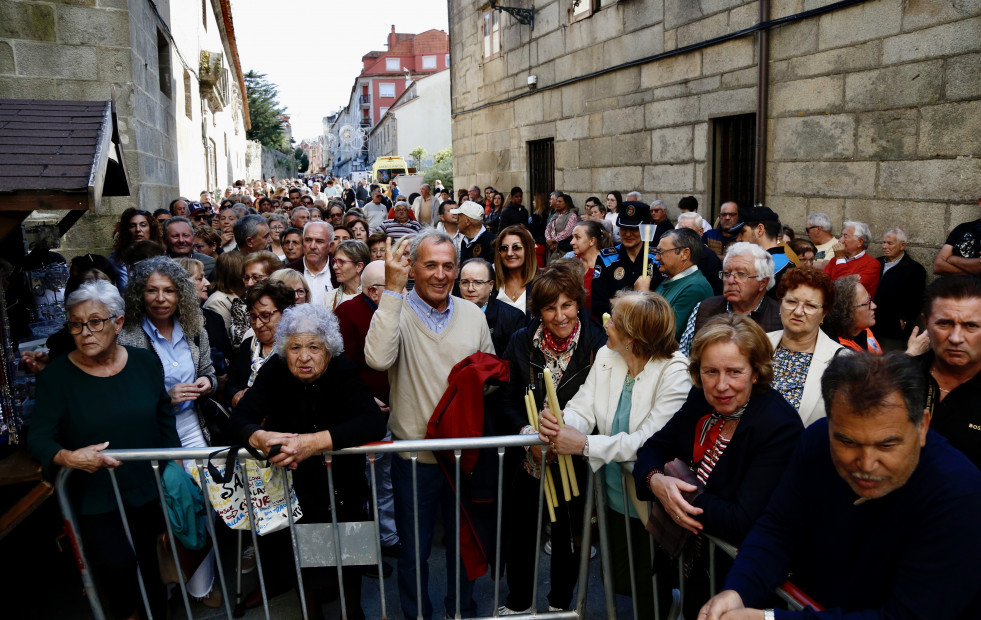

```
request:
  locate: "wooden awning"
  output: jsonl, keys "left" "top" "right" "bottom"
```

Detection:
{"left": 0, "top": 98, "right": 130, "bottom": 213}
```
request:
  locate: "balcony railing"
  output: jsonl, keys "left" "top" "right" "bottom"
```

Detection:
{"left": 359, "top": 94, "right": 371, "bottom": 107}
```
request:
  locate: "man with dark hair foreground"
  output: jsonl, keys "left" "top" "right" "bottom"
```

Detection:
{"left": 914, "top": 275, "right": 981, "bottom": 470}
{"left": 700, "top": 352, "right": 981, "bottom": 620}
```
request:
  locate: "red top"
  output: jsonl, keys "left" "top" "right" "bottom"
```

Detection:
{"left": 823, "top": 252, "right": 881, "bottom": 297}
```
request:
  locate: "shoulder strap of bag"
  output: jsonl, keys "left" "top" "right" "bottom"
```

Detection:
{"left": 206, "top": 444, "right": 267, "bottom": 483}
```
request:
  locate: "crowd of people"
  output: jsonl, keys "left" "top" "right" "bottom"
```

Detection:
{"left": 22, "top": 174, "right": 981, "bottom": 619}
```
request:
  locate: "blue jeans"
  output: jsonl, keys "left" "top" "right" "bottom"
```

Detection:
{"left": 392, "top": 454, "right": 476, "bottom": 619}
{"left": 367, "top": 429, "right": 398, "bottom": 547}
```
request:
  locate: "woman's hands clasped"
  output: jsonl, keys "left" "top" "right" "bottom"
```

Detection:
{"left": 249, "top": 429, "right": 322, "bottom": 470}
{"left": 168, "top": 377, "right": 211, "bottom": 405}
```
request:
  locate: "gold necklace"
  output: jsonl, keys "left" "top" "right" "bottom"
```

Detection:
{"left": 930, "top": 368, "right": 953, "bottom": 394}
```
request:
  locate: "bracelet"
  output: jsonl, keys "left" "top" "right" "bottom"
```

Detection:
{"left": 644, "top": 469, "right": 663, "bottom": 491}
{"left": 764, "top": 609, "right": 775, "bottom": 620}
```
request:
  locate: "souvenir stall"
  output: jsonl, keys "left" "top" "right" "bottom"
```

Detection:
{"left": 0, "top": 98, "right": 129, "bottom": 538}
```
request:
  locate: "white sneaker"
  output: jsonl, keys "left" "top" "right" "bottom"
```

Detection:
{"left": 497, "top": 605, "right": 530, "bottom": 615}
{"left": 548, "top": 606, "right": 565, "bottom": 612}
{"left": 544, "top": 539, "right": 552, "bottom": 555}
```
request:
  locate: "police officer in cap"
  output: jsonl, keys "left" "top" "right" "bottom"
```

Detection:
{"left": 591, "top": 200, "right": 662, "bottom": 319}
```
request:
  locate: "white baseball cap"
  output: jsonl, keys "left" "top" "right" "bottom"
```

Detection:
{"left": 449, "top": 201, "right": 485, "bottom": 221}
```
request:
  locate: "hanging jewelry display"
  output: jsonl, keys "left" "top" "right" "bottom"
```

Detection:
{"left": 0, "top": 281, "right": 22, "bottom": 445}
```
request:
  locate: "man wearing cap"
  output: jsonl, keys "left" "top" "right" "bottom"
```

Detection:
{"left": 190, "top": 203, "right": 213, "bottom": 228}
{"left": 730, "top": 206, "right": 798, "bottom": 298}
{"left": 590, "top": 200, "right": 661, "bottom": 319}
{"left": 454, "top": 201, "right": 497, "bottom": 264}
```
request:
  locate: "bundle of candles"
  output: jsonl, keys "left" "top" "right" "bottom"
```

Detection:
{"left": 524, "top": 368, "right": 581, "bottom": 522}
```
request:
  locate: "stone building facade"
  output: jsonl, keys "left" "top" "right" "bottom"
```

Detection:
{"left": 0, "top": 0, "right": 249, "bottom": 256}
{"left": 448, "top": 0, "right": 981, "bottom": 265}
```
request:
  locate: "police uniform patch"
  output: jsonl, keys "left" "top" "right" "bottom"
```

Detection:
{"left": 614, "top": 267, "right": 625, "bottom": 280}
{"left": 473, "top": 244, "right": 482, "bottom": 257}
{"left": 626, "top": 204, "right": 636, "bottom": 217}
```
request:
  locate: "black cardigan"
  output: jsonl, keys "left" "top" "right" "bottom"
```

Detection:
{"left": 495, "top": 314, "right": 608, "bottom": 435}
{"left": 226, "top": 354, "right": 386, "bottom": 521}
{"left": 633, "top": 387, "right": 803, "bottom": 545}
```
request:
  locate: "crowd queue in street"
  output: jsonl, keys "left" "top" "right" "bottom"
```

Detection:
{"left": 22, "top": 174, "right": 981, "bottom": 619}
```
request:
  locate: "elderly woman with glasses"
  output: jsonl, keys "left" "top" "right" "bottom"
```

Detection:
{"left": 226, "top": 279, "right": 295, "bottom": 407}
{"left": 29, "top": 280, "right": 178, "bottom": 619}
{"left": 324, "top": 240, "right": 370, "bottom": 311}
{"left": 766, "top": 268, "right": 843, "bottom": 426}
{"left": 270, "top": 268, "right": 311, "bottom": 305}
{"left": 494, "top": 225, "right": 538, "bottom": 313}
{"left": 226, "top": 304, "right": 386, "bottom": 619}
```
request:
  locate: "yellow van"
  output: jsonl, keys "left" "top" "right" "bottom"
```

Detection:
{"left": 371, "top": 156, "right": 408, "bottom": 185}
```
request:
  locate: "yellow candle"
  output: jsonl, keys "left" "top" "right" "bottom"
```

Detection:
{"left": 526, "top": 392, "right": 557, "bottom": 520}
{"left": 642, "top": 239, "right": 649, "bottom": 279}
{"left": 542, "top": 369, "right": 577, "bottom": 500}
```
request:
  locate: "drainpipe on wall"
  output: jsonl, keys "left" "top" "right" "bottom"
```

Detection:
{"left": 755, "top": 0, "right": 770, "bottom": 206}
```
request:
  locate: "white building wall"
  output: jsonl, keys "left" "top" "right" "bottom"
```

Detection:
{"left": 387, "top": 70, "right": 451, "bottom": 167}
{"left": 167, "top": 0, "right": 248, "bottom": 195}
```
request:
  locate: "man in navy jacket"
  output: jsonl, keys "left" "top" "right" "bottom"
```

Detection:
{"left": 700, "top": 352, "right": 981, "bottom": 620}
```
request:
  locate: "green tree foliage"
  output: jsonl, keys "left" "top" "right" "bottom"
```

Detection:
{"left": 424, "top": 147, "right": 452, "bottom": 192}
{"left": 295, "top": 148, "right": 309, "bottom": 173}
{"left": 433, "top": 147, "right": 452, "bottom": 165}
{"left": 408, "top": 146, "right": 427, "bottom": 170}
{"left": 245, "top": 70, "right": 288, "bottom": 152}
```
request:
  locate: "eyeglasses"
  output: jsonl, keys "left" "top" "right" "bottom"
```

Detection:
{"left": 364, "top": 282, "right": 386, "bottom": 292}
{"left": 66, "top": 316, "right": 116, "bottom": 335}
{"left": 653, "top": 247, "right": 684, "bottom": 258}
{"left": 855, "top": 296, "right": 874, "bottom": 309}
{"left": 248, "top": 309, "right": 280, "bottom": 324}
{"left": 334, "top": 258, "right": 360, "bottom": 266}
{"left": 499, "top": 244, "right": 524, "bottom": 254}
{"left": 804, "top": 225, "right": 821, "bottom": 232}
{"left": 719, "top": 271, "right": 762, "bottom": 283}
{"left": 460, "top": 279, "right": 492, "bottom": 289}
{"left": 782, "top": 297, "right": 824, "bottom": 315}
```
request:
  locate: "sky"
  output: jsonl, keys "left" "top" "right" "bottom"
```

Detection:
{"left": 231, "top": 0, "right": 451, "bottom": 142}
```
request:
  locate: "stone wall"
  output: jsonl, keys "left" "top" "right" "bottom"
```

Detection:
{"left": 449, "top": 0, "right": 981, "bottom": 265}
{"left": 1, "top": 0, "right": 179, "bottom": 257}
{"left": 245, "top": 141, "right": 292, "bottom": 182}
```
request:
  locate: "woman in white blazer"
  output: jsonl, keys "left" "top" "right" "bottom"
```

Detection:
{"left": 540, "top": 291, "right": 692, "bottom": 619}
{"left": 766, "top": 268, "right": 844, "bottom": 427}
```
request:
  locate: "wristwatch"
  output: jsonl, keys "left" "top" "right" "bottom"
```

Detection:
{"left": 581, "top": 437, "right": 589, "bottom": 458}
{"left": 764, "top": 609, "right": 775, "bottom": 620}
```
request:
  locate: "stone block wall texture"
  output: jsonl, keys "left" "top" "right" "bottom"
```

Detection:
{"left": 245, "top": 141, "right": 291, "bottom": 182}
{"left": 1, "top": 0, "right": 179, "bottom": 257}
{"left": 449, "top": 0, "right": 981, "bottom": 265}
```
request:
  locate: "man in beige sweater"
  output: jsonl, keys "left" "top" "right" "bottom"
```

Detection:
{"left": 365, "top": 229, "right": 494, "bottom": 619}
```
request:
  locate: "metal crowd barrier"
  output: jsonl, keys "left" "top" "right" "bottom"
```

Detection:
{"left": 55, "top": 437, "right": 818, "bottom": 620}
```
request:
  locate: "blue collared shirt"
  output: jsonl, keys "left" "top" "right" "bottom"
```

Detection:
{"left": 383, "top": 288, "right": 455, "bottom": 334}
{"left": 142, "top": 316, "right": 195, "bottom": 414}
